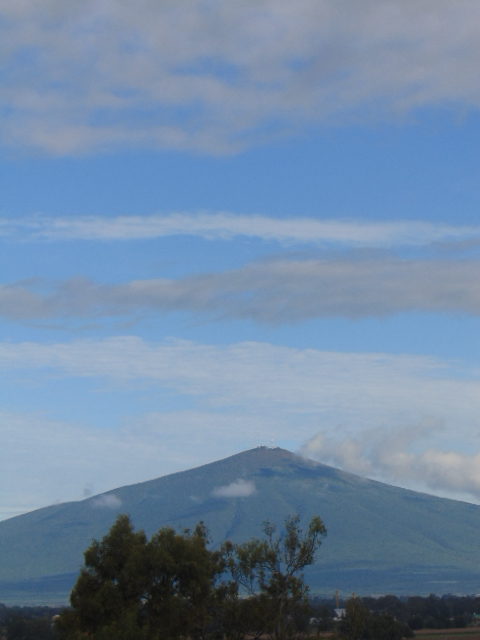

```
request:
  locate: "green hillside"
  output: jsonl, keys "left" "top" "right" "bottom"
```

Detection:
{"left": 1, "top": 447, "right": 480, "bottom": 604}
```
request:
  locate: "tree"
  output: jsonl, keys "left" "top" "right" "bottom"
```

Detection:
{"left": 224, "top": 514, "right": 327, "bottom": 640}
{"left": 56, "top": 513, "right": 327, "bottom": 640}
{"left": 56, "top": 515, "right": 228, "bottom": 640}
{"left": 338, "top": 597, "right": 370, "bottom": 640}
{"left": 5, "top": 613, "right": 56, "bottom": 640}
{"left": 338, "top": 597, "right": 413, "bottom": 640}
{"left": 141, "top": 521, "right": 229, "bottom": 639}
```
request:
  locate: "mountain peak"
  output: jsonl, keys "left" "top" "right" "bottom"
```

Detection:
{"left": 2, "top": 446, "right": 480, "bottom": 604}
{"left": 209, "top": 445, "right": 304, "bottom": 465}
{"left": 220, "top": 444, "right": 330, "bottom": 467}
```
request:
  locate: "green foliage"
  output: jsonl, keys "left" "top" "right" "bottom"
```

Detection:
{"left": 339, "top": 597, "right": 370, "bottom": 640}
{"left": 338, "top": 597, "right": 413, "bottom": 640}
{"left": 5, "top": 613, "right": 57, "bottom": 640}
{"left": 224, "top": 514, "right": 326, "bottom": 640}
{"left": 56, "top": 515, "right": 228, "bottom": 640}
{"left": 142, "top": 521, "right": 229, "bottom": 639}
{"left": 344, "top": 593, "right": 477, "bottom": 632}
{"left": 69, "top": 515, "right": 147, "bottom": 632}
{"left": 56, "top": 513, "right": 326, "bottom": 640}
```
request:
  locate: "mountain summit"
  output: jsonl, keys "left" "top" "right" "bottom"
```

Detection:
{"left": 2, "top": 446, "right": 480, "bottom": 604}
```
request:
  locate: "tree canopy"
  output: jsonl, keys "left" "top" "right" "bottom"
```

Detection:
{"left": 224, "top": 515, "right": 326, "bottom": 640}
{"left": 56, "top": 513, "right": 326, "bottom": 640}
{"left": 338, "top": 597, "right": 414, "bottom": 640}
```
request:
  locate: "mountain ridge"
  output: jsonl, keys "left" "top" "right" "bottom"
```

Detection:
{"left": 1, "top": 446, "right": 480, "bottom": 604}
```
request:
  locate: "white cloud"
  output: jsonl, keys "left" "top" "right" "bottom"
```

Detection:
{"left": 302, "top": 422, "right": 480, "bottom": 503}
{"left": 1, "top": 336, "right": 480, "bottom": 429}
{"left": 1, "top": 213, "right": 478, "bottom": 247}
{"left": 2, "top": 1, "right": 480, "bottom": 153}
{"left": 212, "top": 478, "right": 256, "bottom": 498}
{"left": 2, "top": 338, "right": 480, "bottom": 519}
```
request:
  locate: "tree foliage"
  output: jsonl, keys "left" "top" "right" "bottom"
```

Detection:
{"left": 56, "top": 515, "right": 228, "bottom": 640}
{"left": 56, "top": 513, "right": 326, "bottom": 640}
{"left": 224, "top": 514, "right": 327, "bottom": 640}
{"left": 338, "top": 597, "right": 413, "bottom": 640}
{"left": 5, "top": 613, "right": 56, "bottom": 640}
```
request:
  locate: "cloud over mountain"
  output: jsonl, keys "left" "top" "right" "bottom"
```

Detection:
{"left": 212, "top": 478, "right": 256, "bottom": 498}
{"left": 303, "top": 423, "right": 480, "bottom": 502}
{"left": 91, "top": 494, "right": 122, "bottom": 509}
{"left": 2, "top": 335, "right": 480, "bottom": 516}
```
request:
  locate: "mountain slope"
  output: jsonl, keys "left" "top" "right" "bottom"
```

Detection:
{"left": 1, "top": 446, "right": 480, "bottom": 603}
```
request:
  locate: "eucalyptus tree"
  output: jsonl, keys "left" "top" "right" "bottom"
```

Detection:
{"left": 224, "top": 515, "right": 327, "bottom": 640}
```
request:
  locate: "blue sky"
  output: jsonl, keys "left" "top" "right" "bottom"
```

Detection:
{"left": 2, "top": 0, "right": 480, "bottom": 520}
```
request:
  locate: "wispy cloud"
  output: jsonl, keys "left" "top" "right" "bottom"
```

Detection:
{"left": 3, "top": 338, "right": 480, "bottom": 518}
{"left": 2, "top": 1, "right": 480, "bottom": 153}
{"left": 1, "top": 213, "right": 479, "bottom": 247}
{"left": 91, "top": 493, "right": 122, "bottom": 509}
{"left": 1, "top": 336, "right": 480, "bottom": 428}
{"left": 302, "top": 421, "right": 480, "bottom": 503}
{"left": 3, "top": 255, "right": 480, "bottom": 323}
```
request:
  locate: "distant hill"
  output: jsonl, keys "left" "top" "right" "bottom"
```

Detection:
{"left": 2, "top": 446, "right": 480, "bottom": 604}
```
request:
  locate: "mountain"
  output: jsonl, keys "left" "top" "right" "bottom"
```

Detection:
{"left": 2, "top": 446, "right": 480, "bottom": 604}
